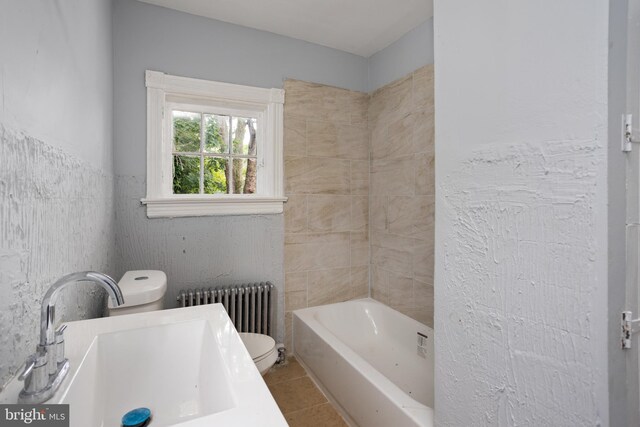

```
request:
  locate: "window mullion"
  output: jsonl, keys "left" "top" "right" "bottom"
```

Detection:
{"left": 200, "top": 113, "right": 205, "bottom": 194}
{"left": 228, "top": 116, "right": 234, "bottom": 194}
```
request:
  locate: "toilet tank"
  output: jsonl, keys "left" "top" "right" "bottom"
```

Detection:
{"left": 108, "top": 270, "right": 167, "bottom": 316}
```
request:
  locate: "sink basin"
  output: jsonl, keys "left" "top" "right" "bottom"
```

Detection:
{"left": 62, "top": 320, "right": 235, "bottom": 426}
{"left": 0, "top": 305, "right": 287, "bottom": 427}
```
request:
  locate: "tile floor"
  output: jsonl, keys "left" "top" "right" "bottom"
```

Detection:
{"left": 264, "top": 357, "right": 349, "bottom": 427}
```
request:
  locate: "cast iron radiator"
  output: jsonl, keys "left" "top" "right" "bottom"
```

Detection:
{"left": 176, "top": 282, "right": 274, "bottom": 337}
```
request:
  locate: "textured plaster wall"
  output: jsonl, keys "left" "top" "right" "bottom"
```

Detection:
{"left": 0, "top": 129, "right": 115, "bottom": 388}
{"left": 282, "top": 80, "right": 370, "bottom": 350}
{"left": 369, "top": 64, "right": 435, "bottom": 327}
{"left": 0, "top": 0, "right": 115, "bottom": 388}
{"left": 434, "top": 1, "right": 609, "bottom": 425}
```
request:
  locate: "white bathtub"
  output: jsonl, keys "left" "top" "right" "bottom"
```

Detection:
{"left": 293, "top": 298, "right": 434, "bottom": 427}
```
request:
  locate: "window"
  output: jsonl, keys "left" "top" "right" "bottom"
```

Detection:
{"left": 142, "top": 70, "right": 286, "bottom": 218}
{"left": 171, "top": 112, "right": 257, "bottom": 195}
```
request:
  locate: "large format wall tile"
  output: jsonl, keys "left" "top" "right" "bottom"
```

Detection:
{"left": 370, "top": 156, "right": 416, "bottom": 196}
{"left": 307, "top": 196, "right": 352, "bottom": 232}
{"left": 284, "top": 195, "right": 308, "bottom": 234}
{"left": 284, "top": 115, "right": 307, "bottom": 157}
{"left": 368, "top": 75, "right": 413, "bottom": 124}
{"left": 283, "top": 80, "right": 370, "bottom": 350}
{"left": 285, "top": 157, "right": 351, "bottom": 194}
{"left": 282, "top": 65, "right": 435, "bottom": 348}
{"left": 284, "top": 232, "right": 351, "bottom": 273}
{"left": 308, "top": 267, "right": 352, "bottom": 306}
{"left": 351, "top": 266, "right": 369, "bottom": 299}
{"left": 306, "top": 121, "right": 368, "bottom": 160}
{"left": 350, "top": 231, "right": 369, "bottom": 267}
{"left": 368, "top": 64, "right": 435, "bottom": 327}
{"left": 350, "top": 160, "right": 370, "bottom": 195}
{"left": 387, "top": 196, "right": 434, "bottom": 239}
{"left": 285, "top": 80, "right": 367, "bottom": 125}
{"left": 415, "top": 152, "right": 436, "bottom": 195}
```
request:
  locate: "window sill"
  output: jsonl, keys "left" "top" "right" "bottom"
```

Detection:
{"left": 141, "top": 196, "right": 287, "bottom": 218}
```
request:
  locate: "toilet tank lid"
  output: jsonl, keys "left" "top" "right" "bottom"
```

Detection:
{"left": 108, "top": 270, "right": 167, "bottom": 309}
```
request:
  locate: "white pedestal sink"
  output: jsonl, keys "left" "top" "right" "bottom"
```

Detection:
{"left": 0, "top": 304, "right": 287, "bottom": 427}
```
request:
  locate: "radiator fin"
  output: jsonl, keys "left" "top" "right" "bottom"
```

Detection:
{"left": 177, "top": 282, "right": 274, "bottom": 337}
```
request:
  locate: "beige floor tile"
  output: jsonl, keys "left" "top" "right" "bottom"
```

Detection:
{"left": 285, "top": 403, "right": 349, "bottom": 427}
{"left": 264, "top": 357, "right": 307, "bottom": 386}
{"left": 269, "top": 376, "right": 327, "bottom": 414}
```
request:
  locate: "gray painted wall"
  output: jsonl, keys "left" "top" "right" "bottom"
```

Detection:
{"left": 113, "top": 0, "right": 368, "bottom": 178}
{"left": 112, "top": 0, "right": 372, "bottom": 344}
{"left": 368, "top": 18, "right": 434, "bottom": 92}
{"left": 0, "top": 0, "right": 114, "bottom": 172}
{"left": 115, "top": 175, "right": 285, "bottom": 341}
{"left": 0, "top": 0, "right": 115, "bottom": 387}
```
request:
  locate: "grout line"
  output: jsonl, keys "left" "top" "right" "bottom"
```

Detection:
{"left": 281, "top": 396, "right": 329, "bottom": 415}
{"left": 284, "top": 401, "right": 336, "bottom": 417}
{"left": 266, "top": 372, "right": 308, "bottom": 387}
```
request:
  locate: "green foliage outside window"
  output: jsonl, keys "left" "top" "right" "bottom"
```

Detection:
{"left": 172, "top": 113, "right": 255, "bottom": 195}
{"left": 173, "top": 156, "right": 200, "bottom": 194}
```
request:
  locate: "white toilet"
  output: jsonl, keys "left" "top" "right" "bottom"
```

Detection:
{"left": 239, "top": 332, "right": 278, "bottom": 375}
{"left": 108, "top": 270, "right": 167, "bottom": 316}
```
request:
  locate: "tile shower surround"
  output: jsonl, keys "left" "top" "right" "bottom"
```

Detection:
{"left": 369, "top": 66, "right": 434, "bottom": 327}
{"left": 283, "top": 65, "right": 434, "bottom": 347}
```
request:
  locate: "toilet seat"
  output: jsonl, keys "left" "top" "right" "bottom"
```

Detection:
{"left": 239, "top": 333, "right": 277, "bottom": 375}
{"left": 254, "top": 347, "right": 276, "bottom": 362}
{"left": 239, "top": 332, "right": 276, "bottom": 360}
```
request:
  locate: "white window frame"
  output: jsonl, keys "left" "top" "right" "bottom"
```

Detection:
{"left": 142, "top": 70, "right": 286, "bottom": 218}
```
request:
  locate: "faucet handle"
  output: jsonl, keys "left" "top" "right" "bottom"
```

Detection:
{"left": 55, "top": 324, "right": 67, "bottom": 337}
{"left": 55, "top": 325, "right": 67, "bottom": 365}
{"left": 18, "top": 355, "right": 37, "bottom": 381}
{"left": 18, "top": 351, "right": 46, "bottom": 381}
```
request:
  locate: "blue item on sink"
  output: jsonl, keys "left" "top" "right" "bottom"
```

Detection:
{"left": 122, "top": 407, "right": 152, "bottom": 427}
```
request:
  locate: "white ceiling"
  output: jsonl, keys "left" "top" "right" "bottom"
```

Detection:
{"left": 137, "top": 0, "right": 433, "bottom": 57}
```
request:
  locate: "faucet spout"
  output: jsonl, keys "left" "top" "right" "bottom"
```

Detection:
{"left": 39, "top": 271, "right": 124, "bottom": 347}
{"left": 20, "top": 271, "right": 124, "bottom": 404}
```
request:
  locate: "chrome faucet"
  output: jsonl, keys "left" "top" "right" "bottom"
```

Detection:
{"left": 18, "top": 271, "right": 124, "bottom": 404}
